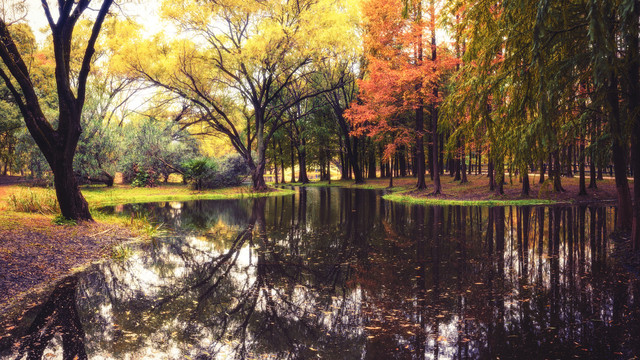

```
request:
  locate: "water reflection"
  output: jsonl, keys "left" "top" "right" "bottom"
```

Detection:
{"left": 2, "top": 187, "right": 638, "bottom": 359}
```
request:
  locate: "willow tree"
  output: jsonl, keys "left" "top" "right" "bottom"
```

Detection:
{"left": 0, "top": 0, "right": 114, "bottom": 220}
{"left": 128, "top": 0, "right": 358, "bottom": 191}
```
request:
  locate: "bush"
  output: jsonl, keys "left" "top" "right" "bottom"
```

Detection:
{"left": 130, "top": 166, "right": 159, "bottom": 188}
{"left": 182, "top": 154, "right": 249, "bottom": 190}
{"left": 217, "top": 154, "right": 250, "bottom": 186}
{"left": 182, "top": 157, "right": 218, "bottom": 190}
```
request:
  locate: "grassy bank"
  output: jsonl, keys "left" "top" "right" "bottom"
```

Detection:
{"left": 0, "top": 183, "right": 295, "bottom": 211}
{"left": 81, "top": 183, "right": 295, "bottom": 208}
{"left": 282, "top": 174, "right": 624, "bottom": 206}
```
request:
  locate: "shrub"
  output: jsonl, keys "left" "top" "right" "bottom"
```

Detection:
{"left": 217, "top": 154, "right": 250, "bottom": 186}
{"left": 182, "top": 157, "right": 218, "bottom": 190}
{"left": 130, "top": 167, "right": 159, "bottom": 188}
{"left": 182, "top": 154, "right": 249, "bottom": 190}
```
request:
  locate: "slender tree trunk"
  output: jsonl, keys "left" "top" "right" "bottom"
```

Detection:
{"left": 521, "top": 170, "right": 530, "bottom": 197}
{"left": 416, "top": 105, "right": 427, "bottom": 189}
{"left": 607, "top": 66, "right": 633, "bottom": 229}
{"left": 278, "top": 142, "right": 286, "bottom": 184}
{"left": 290, "top": 142, "right": 296, "bottom": 183}
{"left": 388, "top": 158, "right": 394, "bottom": 188}
{"left": 539, "top": 157, "right": 545, "bottom": 183}
{"left": 624, "top": 0, "right": 640, "bottom": 245}
{"left": 566, "top": 146, "right": 574, "bottom": 177}
{"left": 589, "top": 153, "right": 597, "bottom": 189}
{"left": 488, "top": 158, "right": 495, "bottom": 191}
{"left": 272, "top": 141, "right": 279, "bottom": 184}
{"left": 430, "top": 1, "right": 440, "bottom": 195}
{"left": 298, "top": 138, "right": 309, "bottom": 184}
{"left": 460, "top": 143, "right": 468, "bottom": 184}
{"left": 579, "top": 138, "right": 587, "bottom": 196}
{"left": 552, "top": 150, "right": 564, "bottom": 192}
{"left": 368, "top": 144, "right": 377, "bottom": 179}
{"left": 352, "top": 136, "right": 364, "bottom": 184}
{"left": 495, "top": 160, "right": 504, "bottom": 195}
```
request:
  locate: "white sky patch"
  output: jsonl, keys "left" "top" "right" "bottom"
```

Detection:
{"left": 24, "top": 0, "right": 167, "bottom": 45}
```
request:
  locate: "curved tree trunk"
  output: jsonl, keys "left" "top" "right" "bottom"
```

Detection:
{"left": 0, "top": 0, "right": 115, "bottom": 221}
{"left": 53, "top": 154, "right": 92, "bottom": 221}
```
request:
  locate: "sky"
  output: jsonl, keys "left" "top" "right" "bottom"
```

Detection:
{"left": 24, "top": 0, "right": 162, "bottom": 44}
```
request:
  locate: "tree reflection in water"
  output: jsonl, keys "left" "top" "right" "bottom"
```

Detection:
{"left": 3, "top": 187, "right": 639, "bottom": 359}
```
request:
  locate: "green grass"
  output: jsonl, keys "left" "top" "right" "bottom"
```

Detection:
{"left": 80, "top": 184, "right": 295, "bottom": 208}
{"left": 383, "top": 192, "right": 558, "bottom": 207}
{"left": 277, "top": 179, "right": 559, "bottom": 206}
{"left": 281, "top": 180, "right": 393, "bottom": 190}
{"left": 6, "top": 187, "right": 59, "bottom": 214}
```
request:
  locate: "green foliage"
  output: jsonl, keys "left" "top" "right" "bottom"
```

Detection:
{"left": 119, "top": 118, "right": 199, "bottom": 185}
{"left": 7, "top": 188, "right": 59, "bottom": 214}
{"left": 52, "top": 215, "right": 78, "bottom": 226}
{"left": 73, "top": 85, "right": 123, "bottom": 186}
{"left": 182, "top": 154, "right": 249, "bottom": 190}
{"left": 182, "top": 157, "right": 218, "bottom": 190}
{"left": 131, "top": 167, "right": 159, "bottom": 188}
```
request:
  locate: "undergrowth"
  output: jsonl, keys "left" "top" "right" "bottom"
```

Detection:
{"left": 7, "top": 188, "right": 59, "bottom": 214}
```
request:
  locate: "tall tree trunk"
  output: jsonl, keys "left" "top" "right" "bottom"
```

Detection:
{"left": 368, "top": 143, "right": 377, "bottom": 179}
{"left": 521, "top": 169, "right": 530, "bottom": 197}
{"left": 566, "top": 146, "right": 574, "bottom": 177}
{"left": 607, "top": 65, "right": 633, "bottom": 229}
{"left": 290, "top": 142, "right": 296, "bottom": 183}
{"left": 552, "top": 150, "right": 564, "bottom": 192}
{"left": 352, "top": 136, "right": 364, "bottom": 184}
{"left": 488, "top": 158, "right": 495, "bottom": 191}
{"left": 460, "top": 143, "right": 468, "bottom": 184}
{"left": 278, "top": 142, "right": 286, "bottom": 184}
{"left": 251, "top": 121, "right": 269, "bottom": 191}
{"left": 430, "top": 0, "right": 441, "bottom": 195}
{"left": 416, "top": 105, "right": 427, "bottom": 189}
{"left": 272, "top": 141, "right": 279, "bottom": 184}
{"left": 52, "top": 154, "right": 91, "bottom": 221}
{"left": 298, "top": 138, "right": 309, "bottom": 184}
{"left": 495, "top": 160, "right": 504, "bottom": 195}
{"left": 579, "top": 137, "right": 587, "bottom": 196}
{"left": 539, "top": 157, "right": 545, "bottom": 183}
{"left": 624, "top": 0, "right": 640, "bottom": 246}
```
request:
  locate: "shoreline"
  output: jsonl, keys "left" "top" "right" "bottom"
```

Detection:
{"left": 0, "top": 184, "right": 294, "bottom": 316}
{"left": 283, "top": 174, "right": 627, "bottom": 206}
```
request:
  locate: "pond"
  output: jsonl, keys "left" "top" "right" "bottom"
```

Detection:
{"left": 1, "top": 187, "right": 639, "bottom": 359}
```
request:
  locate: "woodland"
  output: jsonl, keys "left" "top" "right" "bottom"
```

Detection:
{"left": 0, "top": 0, "right": 638, "bottom": 252}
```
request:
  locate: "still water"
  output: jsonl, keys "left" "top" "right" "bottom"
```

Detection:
{"left": 1, "top": 187, "right": 639, "bottom": 359}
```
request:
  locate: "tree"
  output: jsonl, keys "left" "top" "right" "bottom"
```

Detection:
{"left": 0, "top": 0, "right": 115, "bottom": 220}
{"left": 347, "top": 0, "right": 454, "bottom": 192}
{"left": 127, "top": 0, "right": 357, "bottom": 191}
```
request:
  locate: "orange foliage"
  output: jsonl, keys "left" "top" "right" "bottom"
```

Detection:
{"left": 346, "top": 0, "right": 456, "bottom": 161}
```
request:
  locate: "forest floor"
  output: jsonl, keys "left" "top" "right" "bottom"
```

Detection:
{"left": 291, "top": 173, "right": 628, "bottom": 206}
{"left": 0, "top": 181, "right": 294, "bottom": 316}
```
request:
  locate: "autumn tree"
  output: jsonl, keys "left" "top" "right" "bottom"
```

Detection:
{"left": 0, "top": 0, "right": 115, "bottom": 220}
{"left": 347, "top": 0, "right": 453, "bottom": 192}
{"left": 126, "top": 0, "right": 358, "bottom": 191}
